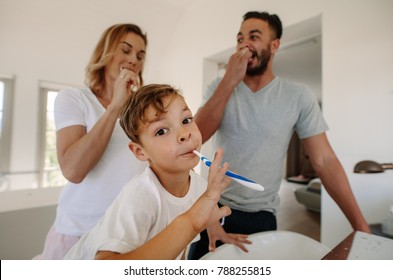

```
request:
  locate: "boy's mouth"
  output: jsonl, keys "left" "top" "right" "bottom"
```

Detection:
{"left": 181, "top": 148, "right": 198, "bottom": 157}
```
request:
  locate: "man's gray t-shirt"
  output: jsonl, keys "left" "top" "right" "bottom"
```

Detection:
{"left": 202, "top": 77, "right": 328, "bottom": 213}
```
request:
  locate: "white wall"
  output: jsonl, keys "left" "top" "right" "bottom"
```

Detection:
{"left": 0, "top": 205, "right": 56, "bottom": 259}
{"left": 1, "top": 0, "right": 392, "bottom": 258}
{"left": 322, "top": 1, "right": 393, "bottom": 159}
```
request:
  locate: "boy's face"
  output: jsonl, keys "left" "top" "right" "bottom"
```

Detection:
{"left": 130, "top": 95, "right": 202, "bottom": 176}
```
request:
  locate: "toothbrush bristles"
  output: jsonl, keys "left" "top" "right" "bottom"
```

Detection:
{"left": 193, "top": 150, "right": 202, "bottom": 157}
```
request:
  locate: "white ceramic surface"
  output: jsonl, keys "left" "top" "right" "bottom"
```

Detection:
{"left": 200, "top": 230, "right": 330, "bottom": 260}
{"left": 347, "top": 231, "right": 393, "bottom": 260}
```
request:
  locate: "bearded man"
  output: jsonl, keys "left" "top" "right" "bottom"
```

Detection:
{"left": 188, "top": 11, "right": 370, "bottom": 259}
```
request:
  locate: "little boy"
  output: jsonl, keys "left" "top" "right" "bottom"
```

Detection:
{"left": 64, "top": 84, "right": 249, "bottom": 259}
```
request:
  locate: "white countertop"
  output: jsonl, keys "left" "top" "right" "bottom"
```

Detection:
{"left": 321, "top": 155, "right": 393, "bottom": 248}
{"left": 348, "top": 231, "right": 393, "bottom": 260}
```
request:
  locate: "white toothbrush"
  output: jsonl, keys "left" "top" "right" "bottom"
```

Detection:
{"left": 193, "top": 150, "right": 264, "bottom": 192}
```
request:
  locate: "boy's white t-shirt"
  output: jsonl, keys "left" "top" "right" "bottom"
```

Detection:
{"left": 64, "top": 167, "right": 207, "bottom": 260}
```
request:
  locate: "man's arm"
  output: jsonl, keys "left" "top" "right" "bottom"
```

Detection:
{"left": 302, "top": 133, "right": 370, "bottom": 233}
{"left": 194, "top": 79, "right": 235, "bottom": 143}
{"left": 195, "top": 48, "right": 251, "bottom": 143}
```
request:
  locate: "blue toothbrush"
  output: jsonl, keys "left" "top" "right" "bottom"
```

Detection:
{"left": 193, "top": 150, "right": 264, "bottom": 192}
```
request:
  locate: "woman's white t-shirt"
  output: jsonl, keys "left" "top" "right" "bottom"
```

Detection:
{"left": 54, "top": 87, "right": 147, "bottom": 236}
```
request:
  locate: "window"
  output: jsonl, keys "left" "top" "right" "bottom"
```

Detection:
{"left": 38, "top": 85, "right": 67, "bottom": 188}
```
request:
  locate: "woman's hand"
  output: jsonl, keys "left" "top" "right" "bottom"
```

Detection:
{"left": 111, "top": 68, "right": 140, "bottom": 110}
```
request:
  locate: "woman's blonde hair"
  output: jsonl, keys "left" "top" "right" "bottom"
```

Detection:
{"left": 119, "top": 84, "right": 183, "bottom": 143}
{"left": 85, "top": 23, "right": 147, "bottom": 96}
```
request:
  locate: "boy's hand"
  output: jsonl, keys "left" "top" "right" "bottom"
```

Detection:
{"left": 185, "top": 148, "right": 232, "bottom": 233}
{"left": 207, "top": 222, "right": 251, "bottom": 253}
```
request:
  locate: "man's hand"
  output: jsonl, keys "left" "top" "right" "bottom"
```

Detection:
{"left": 222, "top": 47, "right": 252, "bottom": 87}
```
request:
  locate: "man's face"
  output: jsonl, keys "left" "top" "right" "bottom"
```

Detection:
{"left": 237, "top": 18, "right": 277, "bottom": 76}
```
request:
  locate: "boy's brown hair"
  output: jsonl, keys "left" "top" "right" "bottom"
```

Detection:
{"left": 119, "top": 84, "right": 183, "bottom": 143}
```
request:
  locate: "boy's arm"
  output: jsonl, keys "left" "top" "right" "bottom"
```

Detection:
{"left": 95, "top": 214, "right": 208, "bottom": 260}
{"left": 95, "top": 148, "right": 232, "bottom": 260}
{"left": 206, "top": 222, "right": 251, "bottom": 253}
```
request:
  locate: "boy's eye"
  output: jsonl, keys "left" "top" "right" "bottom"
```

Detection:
{"left": 155, "top": 128, "right": 168, "bottom": 136}
{"left": 182, "top": 117, "right": 193, "bottom": 125}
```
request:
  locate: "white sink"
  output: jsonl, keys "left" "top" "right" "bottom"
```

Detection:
{"left": 200, "top": 230, "right": 331, "bottom": 260}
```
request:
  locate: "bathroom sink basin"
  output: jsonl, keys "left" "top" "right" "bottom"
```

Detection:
{"left": 200, "top": 230, "right": 330, "bottom": 260}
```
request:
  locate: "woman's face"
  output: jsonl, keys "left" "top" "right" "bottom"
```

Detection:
{"left": 106, "top": 32, "right": 146, "bottom": 81}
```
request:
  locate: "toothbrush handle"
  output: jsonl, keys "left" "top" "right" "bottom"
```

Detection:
{"left": 225, "top": 170, "right": 255, "bottom": 183}
{"left": 200, "top": 155, "right": 264, "bottom": 191}
{"left": 201, "top": 157, "right": 255, "bottom": 183}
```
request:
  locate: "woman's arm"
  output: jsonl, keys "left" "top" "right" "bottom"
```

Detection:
{"left": 56, "top": 105, "right": 121, "bottom": 183}
{"left": 56, "top": 71, "right": 138, "bottom": 183}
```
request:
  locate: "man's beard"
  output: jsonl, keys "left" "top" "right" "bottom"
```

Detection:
{"left": 246, "top": 48, "right": 271, "bottom": 76}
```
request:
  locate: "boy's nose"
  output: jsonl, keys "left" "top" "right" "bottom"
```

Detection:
{"left": 179, "top": 130, "right": 191, "bottom": 142}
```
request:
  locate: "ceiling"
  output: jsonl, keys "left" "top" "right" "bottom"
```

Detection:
{"left": 160, "top": 0, "right": 200, "bottom": 11}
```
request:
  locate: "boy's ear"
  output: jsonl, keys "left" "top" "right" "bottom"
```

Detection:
{"left": 129, "top": 142, "right": 148, "bottom": 161}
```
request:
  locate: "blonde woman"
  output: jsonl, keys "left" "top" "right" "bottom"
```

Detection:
{"left": 35, "top": 24, "right": 148, "bottom": 259}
